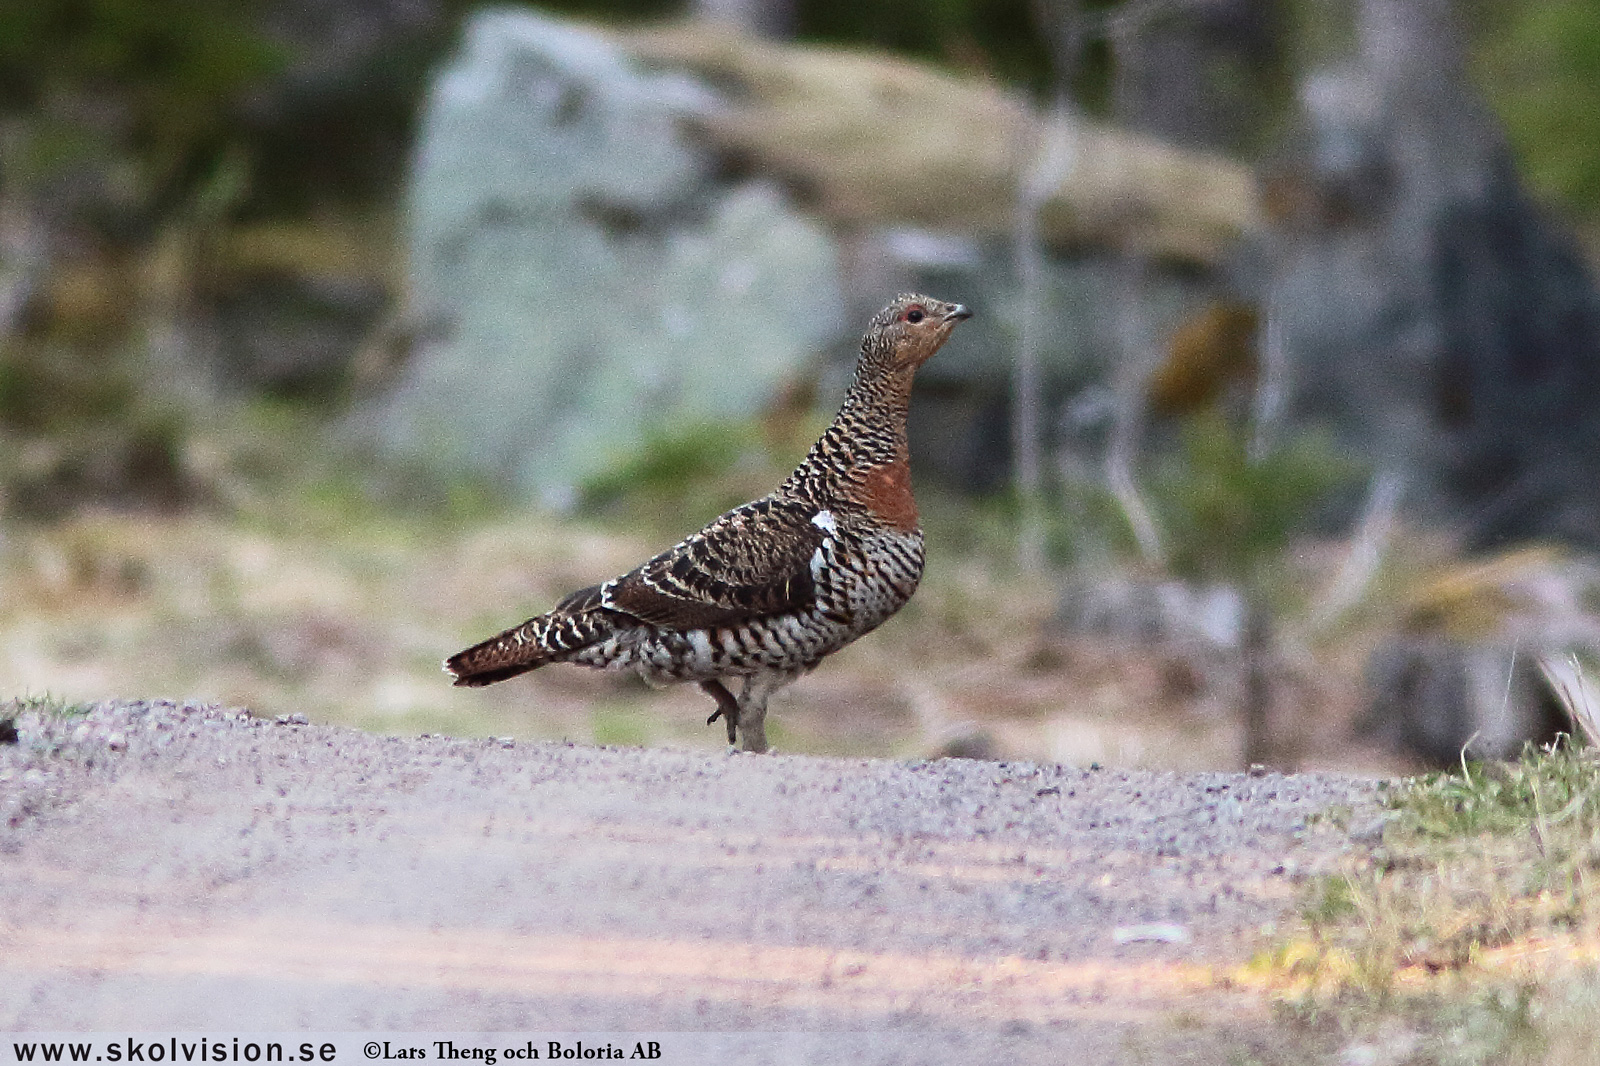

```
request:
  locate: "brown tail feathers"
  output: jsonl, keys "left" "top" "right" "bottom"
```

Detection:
{"left": 444, "top": 627, "right": 547, "bottom": 687}
{"left": 445, "top": 584, "right": 615, "bottom": 687}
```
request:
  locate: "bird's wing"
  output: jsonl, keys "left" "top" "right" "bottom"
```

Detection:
{"left": 600, "top": 496, "right": 833, "bottom": 630}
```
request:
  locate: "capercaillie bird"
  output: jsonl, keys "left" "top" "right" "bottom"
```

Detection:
{"left": 444, "top": 294, "right": 971, "bottom": 752}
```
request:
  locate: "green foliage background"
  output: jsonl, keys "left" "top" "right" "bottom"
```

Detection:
{"left": 1471, "top": 0, "right": 1600, "bottom": 230}
{"left": 0, "top": 0, "right": 285, "bottom": 202}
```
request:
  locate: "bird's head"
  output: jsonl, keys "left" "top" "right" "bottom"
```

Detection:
{"left": 865, "top": 293, "right": 973, "bottom": 371}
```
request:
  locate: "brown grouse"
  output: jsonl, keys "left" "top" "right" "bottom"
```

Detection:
{"left": 445, "top": 294, "right": 971, "bottom": 752}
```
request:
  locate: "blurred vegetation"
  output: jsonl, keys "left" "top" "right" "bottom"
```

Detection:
{"left": 0, "top": 695, "right": 95, "bottom": 724}
{"left": 1150, "top": 410, "right": 1358, "bottom": 589}
{"left": 0, "top": 0, "right": 1074, "bottom": 218}
{"left": 1029, "top": 408, "right": 1359, "bottom": 595}
{"left": 577, "top": 396, "right": 835, "bottom": 536}
{"left": 581, "top": 421, "right": 762, "bottom": 526}
{"left": 7, "top": 0, "right": 1588, "bottom": 228}
{"left": 1471, "top": 0, "right": 1600, "bottom": 232}
{"left": 0, "top": 0, "right": 285, "bottom": 204}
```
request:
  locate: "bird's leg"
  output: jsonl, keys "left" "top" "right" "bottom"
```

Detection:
{"left": 699, "top": 679, "right": 740, "bottom": 745}
{"left": 735, "top": 674, "right": 779, "bottom": 754}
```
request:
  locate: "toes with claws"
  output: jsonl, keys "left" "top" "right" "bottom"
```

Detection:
{"left": 699, "top": 680, "right": 740, "bottom": 746}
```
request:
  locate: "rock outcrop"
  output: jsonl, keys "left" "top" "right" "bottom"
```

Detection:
{"left": 366, "top": 9, "right": 844, "bottom": 506}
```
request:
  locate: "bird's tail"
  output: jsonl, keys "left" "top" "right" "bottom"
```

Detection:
{"left": 444, "top": 624, "right": 548, "bottom": 686}
{"left": 444, "top": 584, "right": 614, "bottom": 687}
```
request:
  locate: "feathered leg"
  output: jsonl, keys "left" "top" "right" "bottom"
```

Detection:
{"left": 735, "top": 672, "right": 789, "bottom": 754}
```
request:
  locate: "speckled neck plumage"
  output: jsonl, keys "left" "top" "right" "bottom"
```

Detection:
{"left": 783, "top": 336, "right": 916, "bottom": 510}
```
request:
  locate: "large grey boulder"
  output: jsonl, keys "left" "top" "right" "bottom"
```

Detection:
{"left": 1269, "top": 19, "right": 1600, "bottom": 550}
{"left": 1362, "top": 637, "right": 1572, "bottom": 765}
{"left": 367, "top": 8, "right": 843, "bottom": 507}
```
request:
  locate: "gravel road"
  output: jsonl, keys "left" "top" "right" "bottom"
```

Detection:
{"left": 0, "top": 699, "right": 1382, "bottom": 1063}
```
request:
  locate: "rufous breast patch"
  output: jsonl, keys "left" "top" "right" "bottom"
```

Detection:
{"left": 859, "top": 458, "right": 919, "bottom": 531}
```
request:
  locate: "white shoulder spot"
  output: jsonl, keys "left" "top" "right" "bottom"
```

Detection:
{"left": 811, "top": 509, "right": 838, "bottom": 534}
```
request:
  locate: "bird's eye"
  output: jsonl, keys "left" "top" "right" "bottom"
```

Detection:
{"left": 905, "top": 307, "right": 925, "bottom": 324}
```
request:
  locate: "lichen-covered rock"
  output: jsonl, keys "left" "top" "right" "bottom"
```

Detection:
{"left": 617, "top": 23, "right": 1260, "bottom": 264}
{"left": 364, "top": 8, "right": 843, "bottom": 507}
{"left": 1362, "top": 638, "right": 1567, "bottom": 765}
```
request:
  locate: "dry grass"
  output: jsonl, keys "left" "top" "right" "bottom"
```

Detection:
{"left": 0, "top": 492, "right": 1389, "bottom": 768}
{"left": 0, "top": 399, "right": 1439, "bottom": 771}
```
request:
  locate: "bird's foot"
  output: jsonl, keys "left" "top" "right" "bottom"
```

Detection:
{"left": 699, "top": 680, "right": 740, "bottom": 745}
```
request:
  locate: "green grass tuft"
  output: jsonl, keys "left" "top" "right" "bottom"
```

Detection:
{"left": 1398, "top": 739, "right": 1600, "bottom": 844}
{"left": 1, "top": 694, "right": 96, "bottom": 720}
{"left": 1261, "top": 737, "right": 1600, "bottom": 1060}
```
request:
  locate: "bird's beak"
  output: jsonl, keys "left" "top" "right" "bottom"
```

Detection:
{"left": 945, "top": 304, "right": 973, "bottom": 322}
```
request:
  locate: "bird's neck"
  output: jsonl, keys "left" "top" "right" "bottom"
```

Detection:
{"left": 788, "top": 361, "right": 916, "bottom": 504}
{"left": 838, "top": 360, "right": 915, "bottom": 459}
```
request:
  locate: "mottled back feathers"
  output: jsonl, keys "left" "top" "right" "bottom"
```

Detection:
{"left": 602, "top": 495, "right": 827, "bottom": 630}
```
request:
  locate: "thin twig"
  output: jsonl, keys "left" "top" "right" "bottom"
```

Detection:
{"left": 1012, "top": 107, "right": 1079, "bottom": 570}
{"left": 1309, "top": 471, "right": 1405, "bottom": 631}
{"left": 1105, "top": 250, "right": 1165, "bottom": 566}
{"left": 1249, "top": 299, "right": 1289, "bottom": 462}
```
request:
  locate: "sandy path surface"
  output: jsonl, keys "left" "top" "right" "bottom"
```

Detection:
{"left": 0, "top": 699, "right": 1380, "bottom": 1062}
